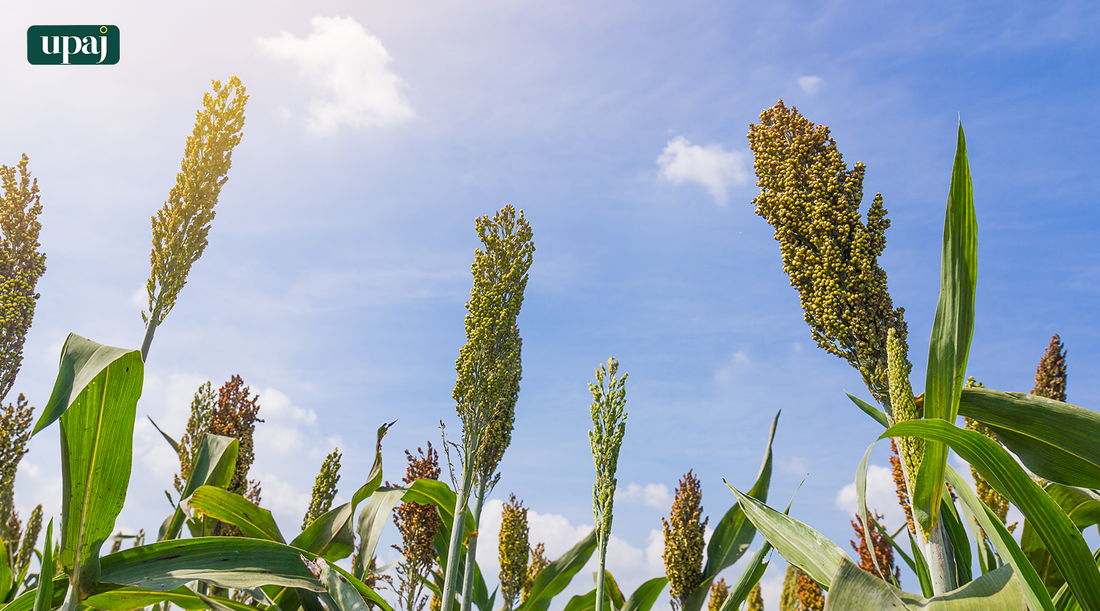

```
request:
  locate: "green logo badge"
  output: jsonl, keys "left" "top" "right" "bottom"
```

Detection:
{"left": 27, "top": 25, "right": 119, "bottom": 65}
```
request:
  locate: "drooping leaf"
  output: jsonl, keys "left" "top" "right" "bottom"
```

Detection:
{"left": 186, "top": 485, "right": 284, "bottom": 542}
{"left": 563, "top": 572, "right": 625, "bottom": 611}
{"left": 160, "top": 433, "right": 239, "bottom": 541}
{"left": 724, "top": 481, "right": 846, "bottom": 590}
{"left": 886, "top": 420, "right": 1099, "bottom": 610}
{"left": 52, "top": 335, "right": 144, "bottom": 598}
{"left": 915, "top": 122, "right": 977, "bottom": 535}
{"left": 84, "top": 585, "right": 256, "bottom": 611}
{"left": 683, "top": 411, "right": 779, "bottom": 611}
{"left": 823, "top": 557, "right": 1024, "bottom": 610}
{"left": 944, "top": 465, "right": 1053, "bottom": 611}
{"left": 516, "top": 529, "right": 599, "bottom": 611}
{"left": 958, "top": 388, "right": 1100, "bottom": 488}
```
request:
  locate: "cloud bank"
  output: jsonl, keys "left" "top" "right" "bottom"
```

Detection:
{"left": 256, "top": 16, "right": 414, "bottom": 135}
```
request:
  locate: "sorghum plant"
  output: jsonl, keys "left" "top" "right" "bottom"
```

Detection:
{"left": 303, "top": 449, "right": 343, "bottom": 530}
{"left": 589, "top": 356, "right": 627, "bottom": 611}
{"left": 498, "top": 494, "right": 529, "bottom": 611}
{"left": 141, "top": 77, "right": 247, "bottom": 361}
{"left": 663, "top": 471, "right": 707, "bottom": 611}
{"left": 442, "top": 205, "right": 533, "bottom": 611}
{"left": 393, "top": 445, "right": 442, "bottom": 611}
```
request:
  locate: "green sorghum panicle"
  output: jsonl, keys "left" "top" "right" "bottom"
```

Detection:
{"left": 0, "top": 393, "right": 32, "bottom": 548}
{"left": 779, "top": 565, "right": 799, "bottom": 611}
{"left": 589, "top": 357, "right": 627, "bottom": 562}
{"left": 145, "top": 77, "right": 247, "bottom": 329}
{"left": 303, "top": 448, "right": 342, "bottom": 530}
{"left": 748, "top": 101, "right": 905, "bottom": 406}
{"left": 0, "top": 154, "right": 46, "bottom": 404}
{"left": 16, "top": 502, "right": 41, "bottom": 573}
{"left": 1031, "top": 334, "right": 1066, "bottom": 401}
{"left": 524, "top": 542, "right": 549, "bottom": 604}
{"left": 663, "top": 471, "right": 708, "bottom": 611}
{"left": 887, "top": 327, "right": 922, "bottom": 485}
{"left": 499, "top": 494, "right": 530, "bottom": 611}
{"left": 453, "top": 205, "right": 534, "bottom": 481}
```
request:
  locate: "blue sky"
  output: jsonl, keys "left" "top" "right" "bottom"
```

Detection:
{"left": 3, "top": 1, "right": 1100, "bottom": 609}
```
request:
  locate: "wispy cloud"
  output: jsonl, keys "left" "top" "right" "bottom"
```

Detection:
{"left": 798, "top": 76, "right": 823, "bottom": 95}
{"left": 616, "top": 482, "right": 672, "bottom": 508}
{"left": 256, "top": 16, "right": 414, "bottom": 135}
{"left": 656, "top": 136, "right": 748, "bottom": 204}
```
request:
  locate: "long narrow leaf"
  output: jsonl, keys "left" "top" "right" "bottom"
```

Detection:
{"left": 620, "top": 577, "right": 667, "bottom": 611}
{"left": 886, "top": 420, "right": 1100, "bottom": 609}
{"left": 724, "top": 481, "right": 846, "bottom": 590}
{"left": 296, "top": 422, "right": 391, "bottom": 562}
{"left": 824, "top": 557, "right": 1024, "bottom": 610}
{"left": 354, "top": 486, "right": 407, "bottom": 576}
{"left": 516, "top": 529, "right": 598, "bottom": 611}
{"left": 54, "top": 336, "right": 144, "bottom": 598}
{"left": 958, "top": 388, "right": 1100, "bottom": 488}
{"left": 186, "top": 485, "right": 284, "bottom": 542}
{"left": 916, "top": 122, "right": 977, "bottom": 535}
{"left": 683, "top": 411, "right": 779, "bottom": 611}
{"left": 944, "top": 465, "right": 1053, "bottom": 611}
{"left": 33, "top": 520, "right": 56, "bottom": 611}
{"left": 160, "top": 433, "right": 239, "bottom": 541}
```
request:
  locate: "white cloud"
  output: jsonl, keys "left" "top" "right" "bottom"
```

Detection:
{"left": 616, "top": 482, "right": 672, "bottom": 508}
{"left": 256, "top": 16, "right": 414, "bottom": 135}
{"left": 798, "top": 76, "right": 823, "bottom": 95}
{"left": 835, "top": 464, "right": 907, "bottom": 532}
{"left": 253, "top": 386, "right": 319, "bottom": 457}
{"left": 656, "top": 136, "right": 748, "bottom": 205}
{"left": 779, "top": 456, "right": 807, "bottom": 475}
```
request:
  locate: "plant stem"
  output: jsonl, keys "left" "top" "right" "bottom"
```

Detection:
{"left": 460, "top": 478, "right": 488, "bottom": 611}
{"left": 922, "top": 519, "right": 956, "bottom": 595}
{"left": 140, "top": 293, "right": 165, "bottom": 362}
{"left": 594, "top": 539, "right": 607, "bottom": 611}
{"left": 441, "top": 456, "right": 476, "bottom": 611}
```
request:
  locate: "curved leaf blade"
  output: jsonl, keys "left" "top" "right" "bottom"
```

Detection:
{"left": 620, "top": 578, "right": 667, "bottom": 611}
{"left": 516, "top": 529, "right": 598, "bottom": 611}
{"left": 724, "top": 481, "right": 846, "bottom": 590}
{"left": 160, "top": 433, "right": 239, "bottom": 541}
{"left": 186, "top": 485, "right": 284, "bottom": 542}
{"left": 57, "top": 341, "right": 143, "bottom": 596}
{"left": 824, "top": 557, "right": 1024, "bottom": 610}
{"left": 917, "top": 122, "right": 977, "bottom": 534}
{"left": 884, "top": 419, "right": 1100, "bottom": 610}
{"left": 958, "top": 388, "right": 1100, "bottom": 488}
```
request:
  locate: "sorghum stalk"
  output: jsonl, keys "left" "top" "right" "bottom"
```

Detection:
{"left": 442, "top": 206, "right": 534, "bottom": 611}
{"left": 142, "top": 77, "right": 247, "bottom": 362}
{"left": 589, "top": 357, "right": 627, "bottom": 611}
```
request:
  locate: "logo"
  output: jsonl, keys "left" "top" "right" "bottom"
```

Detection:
{"left": 27, "top": 25, "right": 119, "bottom": 65}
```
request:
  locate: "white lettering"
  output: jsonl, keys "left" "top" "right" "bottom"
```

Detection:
{"left": 61, "top": 36, "right": 81, "bottom": 64}
{"left": 81, "top": 36, "right": 98, "bottom": 55}
{"left": 40, "top": 36, "right": 60, "bottom": 55}
{"left": 98, "top": 36, "right": 108, "bottom": 64}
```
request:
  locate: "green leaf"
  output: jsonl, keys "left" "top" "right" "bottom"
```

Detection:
{"left": 958, "top": 388, "right": 1100, "bottom": 488}
{"left": 916, "top": 122, "right": 977, "bottom": 535}
{"left": 33, "top": 520, "right": 56, "bottom": 611}
{"left": 847, "top": 393, "right": 890, "bottom": 428}
{"left": 823, "top": 557, "right": 1024, "bottom": 610}
{"left": 160, "top": 433, "right": 239, "bottom": 541}
{"left": 302, "top": 556, "right": 370, "bottom": 611}
{"left": 33, "top": 334, "right": 137, "bottom": 436}
{"left": 719, "top": 545, "right": 768, "bottom": 611}
{"left": 84, "top": 586, "right": 256, "bottom": 611}
{"left": 723, "top": 481, "right": 847, "bottom": 590}
{"left": 885, "top": 420, "right": 1100, "bottom": 610}
{"left": 620, "top": 577, "right": 667, "bottom": 611}
{"left": 602, "top": 570, "right": 625, "bottom": 611}
{"left": 683, "top": 411, "right": 778, "bottom": 611}
{"left": 1043, "top": 483, "right": 1100, "bottom": 528}
{"left": 396, "top": 478, "right": 476, "bottom": 580}
{"left": 517, "top": 529, "right": 599, "bottom": 611}
{"left": 910, "top": 531, "right": 934, "bottom": 598}
{"left": 562, "top": 572, "right": 625, "bottom": 611}
{"left": 186, "top": 485, "right": 285, "bottom": 542}
{"left": 147, "top": 416, "right": 180, "bottom": 454}
{"left": 944, "top": 465, "right": 1053, "bottom": 611}
{"left": 51, "top": 335, "right": 144, "bottom": 599}
{"left": 297, "top": 422, "right": 391, "bottom": 562}
{"left": 939, "top": 483, "right": 971, "bottom": 585}
{"left": 353, "top": 486, "right": 406, "bottom": 577}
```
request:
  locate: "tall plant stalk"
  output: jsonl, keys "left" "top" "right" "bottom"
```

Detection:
{"left": 588, "top": 357, "right": 627, "bottom": 611}
{"left": 442, "top": 206, "right": 534, "bottom": 611}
